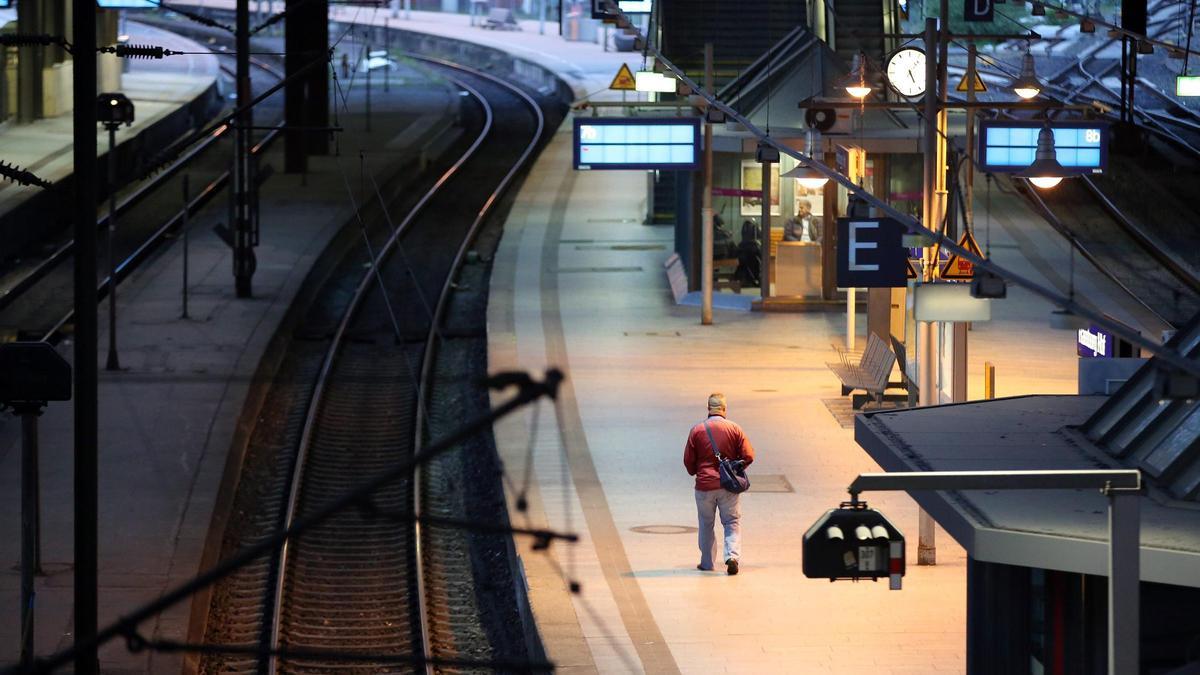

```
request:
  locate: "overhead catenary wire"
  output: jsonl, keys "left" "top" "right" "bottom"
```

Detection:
{"left": 600, "top": 0, "right": 1200, "bottom": 377}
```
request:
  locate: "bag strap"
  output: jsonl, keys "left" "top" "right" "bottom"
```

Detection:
{"left": 703, "top": 420, "right": 724, "bottom": 461}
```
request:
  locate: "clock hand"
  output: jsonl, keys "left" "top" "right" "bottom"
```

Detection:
{"left": 909, "top": 71, "right": 917, "bottom": 84}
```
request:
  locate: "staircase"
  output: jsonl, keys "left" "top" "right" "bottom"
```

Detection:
{"left": 659, "top": 0, "right": 807, "bottom": 90}
{"left": 1082, "top": 312, "right": 1200, "bottom": 501}
{"left": 650, "top": 171, "right": 677, "bottom": 225}
{"left": 831, "top": 0, "right": 887, "bottom": 70}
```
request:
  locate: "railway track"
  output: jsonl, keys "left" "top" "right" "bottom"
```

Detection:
{"left": 0, "top": 39, "right": 285, "bottom": 341}
{"left": 199, "top": 56, "right": 548, "bottom": 674}
{"left": 948, "top": 9, "right": 1200, "bottom": 330}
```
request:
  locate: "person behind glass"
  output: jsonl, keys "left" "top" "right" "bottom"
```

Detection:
{"left": 684, "top": 393, "right": 756, "bottom": 575}
{"left": 784, "top": 199, "right": 821, "bottom": 243}
{"left": 734, "top": 220, "right": 761, "bottom": 288}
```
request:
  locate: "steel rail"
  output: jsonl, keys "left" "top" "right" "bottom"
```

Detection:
{"left": 406, "top": 53, "right": 545, "bottom": 675}
{"left": 264, "top": 68, "right": 496, "bottom": 675}
{"left": 1019, "top": 179, "right": 1175, "bottom": 330}
{"left": 0, "top": 56, "right": 283, "bottom": 318}
{"left": 1079, "top": 174, "right": 1200, "bottom": 295}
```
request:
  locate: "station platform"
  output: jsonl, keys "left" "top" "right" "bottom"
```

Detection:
{"left": 0, "top": 6, "right": 1165, "bottom": 673}
{"left": 0, "top": 62, "right": 460, "bottom": 670}
{"left": 485, "top": 113, "right": 1154, "bottom": 675}
{"left": 0, "top": 21, "right": 220, "bottom": 226}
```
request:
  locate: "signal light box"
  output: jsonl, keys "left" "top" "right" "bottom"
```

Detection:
{"left": 978, "top": 120, "right": 1108, "bottom": 174}
{"left": 573, "top": 118, "right": 701, "bottom": 171}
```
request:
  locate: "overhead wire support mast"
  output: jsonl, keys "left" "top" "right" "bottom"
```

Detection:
{"left": 595, "top": 0, "right": 1200, "bottom": 381}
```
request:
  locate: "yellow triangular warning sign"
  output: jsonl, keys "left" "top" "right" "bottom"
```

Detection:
{"left": 610, "top": 63, "right": 637, "bottom": 91}
{"left": 956, "top": 71, "right": 988, "bottom": 93}
{"left": 940, "top": 231, "right": 985, "bottom": 280}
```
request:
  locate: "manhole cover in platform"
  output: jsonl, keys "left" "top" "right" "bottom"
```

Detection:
{"left": 749, "top": 474, "right": 794, "bottom": 493}
{"left": 630, "top": 525, "right": 698, "bottom": 535}
{"left": 574, "top": 244, "right": 666, "bottom": 251}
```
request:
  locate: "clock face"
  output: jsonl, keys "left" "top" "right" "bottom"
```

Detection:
{"left": 886, "top": 48, "right": 927, "bottom": 98}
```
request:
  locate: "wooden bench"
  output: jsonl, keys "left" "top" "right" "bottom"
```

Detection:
{"left": 482, "top": 7, "right": 521, "bottom": 30}
{"left": 826, "top": 333, "right": 896, "bottom": 409}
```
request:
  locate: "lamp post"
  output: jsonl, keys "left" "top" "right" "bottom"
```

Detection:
{"left": 96, "top": 93, "right": 134, "bottom": 372}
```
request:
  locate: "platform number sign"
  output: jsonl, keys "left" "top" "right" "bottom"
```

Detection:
{"left": 836, "top": 217, "right": 908, "bottom": 288}
{"left": 964, "top": 0, "right": 994, "bottom": 21}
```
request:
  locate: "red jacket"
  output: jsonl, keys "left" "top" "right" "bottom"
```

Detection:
{"left": 684, "top": 413, "right": 755, "bottom": 491}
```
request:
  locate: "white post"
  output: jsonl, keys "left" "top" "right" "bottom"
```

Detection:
{"left": 701, "top": 43, "right": 713, "bottom": 325}
{"left": 1108, "top": 488, "right": 1140, "bottom": 674}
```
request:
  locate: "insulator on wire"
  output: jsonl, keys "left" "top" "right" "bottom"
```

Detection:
{"left": 0, "top": 161, "right": 52, "bottom": 189}
{"left": 107, "top": 44, "right": 173, "bottom": 59}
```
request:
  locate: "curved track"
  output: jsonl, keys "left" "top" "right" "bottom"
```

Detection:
{"left": 0, "top": 50, "right": 285, "bottom": 342}
{"left": 197, "top": 57, "right": 545, "bottom": 674}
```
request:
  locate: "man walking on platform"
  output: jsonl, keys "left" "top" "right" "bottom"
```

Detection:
{"left": 684, "top": 393, "right": 756, "bottom": 575}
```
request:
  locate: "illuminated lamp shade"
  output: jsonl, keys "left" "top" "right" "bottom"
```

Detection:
{"left": 1079, "top": 18, "right": 1096, "bottom": 33}
{"left": 1011, "top": 51, "right": 1042, "bottom": 99}
{"left": 1017, "top": 126, "right": 1068, "bottom": 189}
{"left": 845, "top": 81, "right": 872, "bottom": 98}
{"left": 782, "top": 162, "right": 830, "bottom": 190}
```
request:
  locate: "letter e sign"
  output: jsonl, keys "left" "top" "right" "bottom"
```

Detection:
{"left": 837, "top": 217, "right": 908, "bottom": 288}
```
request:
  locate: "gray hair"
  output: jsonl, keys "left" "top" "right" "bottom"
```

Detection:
{"left": 707, "top": 392, "right": 727, "bottom": 412}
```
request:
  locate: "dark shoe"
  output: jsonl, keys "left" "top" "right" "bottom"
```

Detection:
{"left": 726, "top": 559, "right": 739, "bottom": 576}
{"left": 697, "top": 564, "right": 712, "bottom": 571}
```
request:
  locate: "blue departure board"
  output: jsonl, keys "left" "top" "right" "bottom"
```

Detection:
{"left": 978, "top": 120, "right": 1108, "bottom": 174}
{"left": 574, "top": 118, "right": 701, "bottom": 171}
{"left": 97, "top": 0, "right": 158, "bottom": 8}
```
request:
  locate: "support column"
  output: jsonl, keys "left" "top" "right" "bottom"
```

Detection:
{"left": 1107, "top": 489, "right": 1140, "bottom": 674}
{"left": 284, "top": 0, "right": 329, "bottom": 172}
{"left": 17, "top": 0, "right": 45, "bottom": 123}
{"left": 72, "top": 0, "right": 99, "bottom": 670}
{"left": 700, "top": 43, "right": 713, "bottom": 325}
{"left": 917, "top": 15, "right": 939, "bottom": 566}
{"left": 760, "top": 155, "right": 772, "bottom": 301}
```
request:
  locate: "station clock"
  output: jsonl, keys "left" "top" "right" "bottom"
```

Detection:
{"left": 885, "top": 47, "right": 927, "bottom": 98}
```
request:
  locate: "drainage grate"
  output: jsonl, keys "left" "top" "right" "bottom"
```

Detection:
{"left": 555, "top": 266, "right": 643, "bottom": 273}
{"left": 586, "top": 218, "right": 640, "bottom": 223}
{"left": 749, "top": 474, "right": 794, "bottom": 493}
{"left": 622, "top": 331, "right": 681, "bottom": 337}
{"left": 630, "top": 525, "right": 698, "bottom": 534}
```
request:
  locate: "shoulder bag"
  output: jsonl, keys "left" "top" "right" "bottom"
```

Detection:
{"left": 703, "top": 420, "right": 750, "bottom": 493}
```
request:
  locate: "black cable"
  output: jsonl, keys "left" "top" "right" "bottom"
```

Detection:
{"left": 152, "top": 1, "right": 235, "bottom": 33}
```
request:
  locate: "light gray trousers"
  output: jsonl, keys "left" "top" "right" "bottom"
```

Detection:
{"left": 695, "top": 488, "right": 741, "bottom": 569}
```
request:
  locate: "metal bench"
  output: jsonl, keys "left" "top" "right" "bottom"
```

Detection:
{"left": 826, "top": 333, "right": 897, "bottom": 409}
{"left": 482, "top": 7, "right": 521, "bottom": 30}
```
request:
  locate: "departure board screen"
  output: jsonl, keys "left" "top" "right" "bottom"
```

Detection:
{"left": 978, "top": 120, "right": 1108, "bottom": 173}
{"left": 574, "top": 118, "right": 700, "bottom": 171}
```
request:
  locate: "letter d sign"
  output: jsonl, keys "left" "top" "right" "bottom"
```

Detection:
{"left": 964, "top": 0, "right": 994, "bottom": 21}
